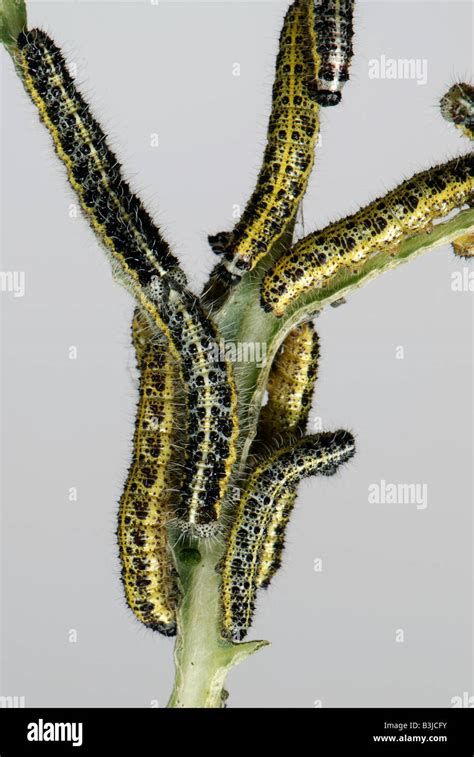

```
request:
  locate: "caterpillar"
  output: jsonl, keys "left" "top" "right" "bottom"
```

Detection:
{"left": 117, "top": 310, "right": 182, "bottom": 635}
{"left": 210, "top": 0, "right": 320, "bottom": 275}
{"left": 255, "top": 321, "right": 320, "bottom": 589}
{"left": 440, "top": 82, "right": 474, "bottom": 141}
{"left": 256, "top": 487, "right": 296, "bottom": 590}
{"left": 439, "top": 85, "right": 474, "bottom": 259}
{"left": 17, "top": 29, "right": 239, "bottom": 537}
{"left": 258, "top": 321, "right": 320, "bottom": 439}
{"left": 261, "top": 154, "right": 474, "bottom": 316}
{"left": 220, "top": 430, "right": 355, "bottom": 641}
{"left": 16, "top": 29, "right": 185, "bottom": 285}
{"left": 307, "top": 0, "right": 355, "bottom": 107}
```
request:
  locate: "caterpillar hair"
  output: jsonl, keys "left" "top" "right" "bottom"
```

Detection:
{"left": 117, "top": 310, "right": 182, "bottom": 635}
{"left": 220, "top": 430, "right": 355, "bottom": 641}
{"left": 17, "top": 28, "right": 239, "bottom": 537}
{"left": 261, "top": 154, "right": 474, "bottom": 315}
{"left": 258, "top": 321, "right": 320, "bottom": 439}
{"left": 211, "top": 0, "right": 320, "bottom": 276}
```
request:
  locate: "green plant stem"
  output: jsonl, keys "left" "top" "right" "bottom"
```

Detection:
{"left": 167, "top": 541, "right": 267, "bottom": 708}
{"left": 0, "top": 0, "right": 26, "bottom": 49}
{"left": 167, "top": 208, "right": 473, "bottom": 708}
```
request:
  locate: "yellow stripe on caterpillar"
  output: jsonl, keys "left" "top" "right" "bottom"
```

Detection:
{"left": 220, "top": 430, "right": 355, "bottom": 641}
{"left": 440, "top": 82, "right": 474, "bottom": 141}
{"left": 216, "top": 0, "right": 320, "bottom": 275}
{"left": 16, "top": 29, "right": 186, "bottom": 285}
{"left": 117, "top": 311, "right": 181, "bottom": 635}
{"left": 261, "top": 154, "right": 474, "bottom": 316}
{"left": 17, "top": 29, "right": 239, "bottom": 537}
{"left": 258, "top": 321, "right": 320, "bottom": 439}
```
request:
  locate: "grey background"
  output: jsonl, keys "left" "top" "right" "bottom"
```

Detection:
{"left": 0, "top": 0, "right": 472, "bottom": 708}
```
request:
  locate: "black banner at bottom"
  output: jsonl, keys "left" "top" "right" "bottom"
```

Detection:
{"left": 0, "top": 707, "right": 473, "bottom": 754}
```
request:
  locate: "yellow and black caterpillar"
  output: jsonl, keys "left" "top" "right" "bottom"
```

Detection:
{"left": 17, "top": 29, "right": 239, "bottom": 537}
{"left": 256, "top": 322, "right": 320, "bottom": 588}
{"left": 261, "top": 154, "right": 474, "bottom": 315}
{"left": 117, "top": 311, "right": 181, "bottom": 635}
{"left": 209, "top": 0, "right": 320, "bottom": 276}
{"left": 220, "top": 430, "right": 355, "bottom": 641}
{"left": 307, "top": 0, "right": 355, "bottom": 107}
{"left": 258, "top": 321, "right": 320, "bottom": 440}
{"left": 17, "top": 29, "right": 184, "bottom": 285}
{"left": 440, "top": 82, "right": 474, "bottom": 141}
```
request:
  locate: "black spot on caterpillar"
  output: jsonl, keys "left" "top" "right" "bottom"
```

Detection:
{"left": 307, "top": 0, "right": 355, "bottom": 107}
{"left": 208, "top": 231, "right": 235, "bottom": 256}
{"left": 440, "top": 82, "right": 474, "bottom": 141}
{"left": 255, "top": 321, "right": 320, "bottom": 589}
{"left": 220, "top": 430, "right": 355, "bottom": 641}
{"left": 17, "top": 28, "right": 239, "bottom": 537}
{"left": 117, "top": 310, "right": 182, "bottom": 635}
{"left": 212, "top": 0, "right": 320, "bottom": 275}
{"left": 261, "top": 154, "right": 474, "bottom": 315}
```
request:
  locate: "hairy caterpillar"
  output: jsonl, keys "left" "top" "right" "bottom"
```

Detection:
{"left": 256, "top": 321, "right": 320, "bottom": 588}
{"left": 207, "top": 231, "right": 235, "bottom": 256}
{"left": 307, "top": 0, "right": 355, "bottom": 106}
{"left": 261, "top": 154, "right": 474, "bottom": 315}
{"left": 17, "top": 29, "right": 185, "bottom": 284}
{"left": 17, "top": 29, "right": 239, "bottom": 537}
{"left": 220, "top": 431, "right": 355, "bottom": 641}
{"left": 440, "top": 82, "right": 474, "bottom": 141}
{"left": 258, "top": 321, "right": 320, "bottom": 439}
{"left": 210, "top": 0, "right": 320, "bottom": 275}
{"left": 117, "top": 310, "right": 181, "bottom": 635}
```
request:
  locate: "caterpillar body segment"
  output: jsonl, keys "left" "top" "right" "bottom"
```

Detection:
{"left": 16, "top": 29, "right": 186, "bottom": 286}
{"left": 258, "top": 321, "right": 320, "bottom": 439}
{"left": 256, "top": 487, "right": 296, "bottom": 589}
{"left": 18, "top": 28, "right": 239, "bottom": 537}
{"left": 131, "top": 278, "right": 239, "bottom": 538}
{"left": 307, "top": 0, "right": 355, "bottom": 107}
{"left": 220, "top": 431, "right": 356, "bottom": 641}
{"left": 255, "top": 321, "right": 320, "bottom": 589}
{"left": 261, "top": 154, "right": 474, "bottom": 315}
{"left": 440, "top": 82, "right": 474, "bottom": 141}
{"left": 217, "top": 0, "right": 320, "bottom": 276}
{"left": 118, "top": 313, "right": 181, "bottom": 635}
